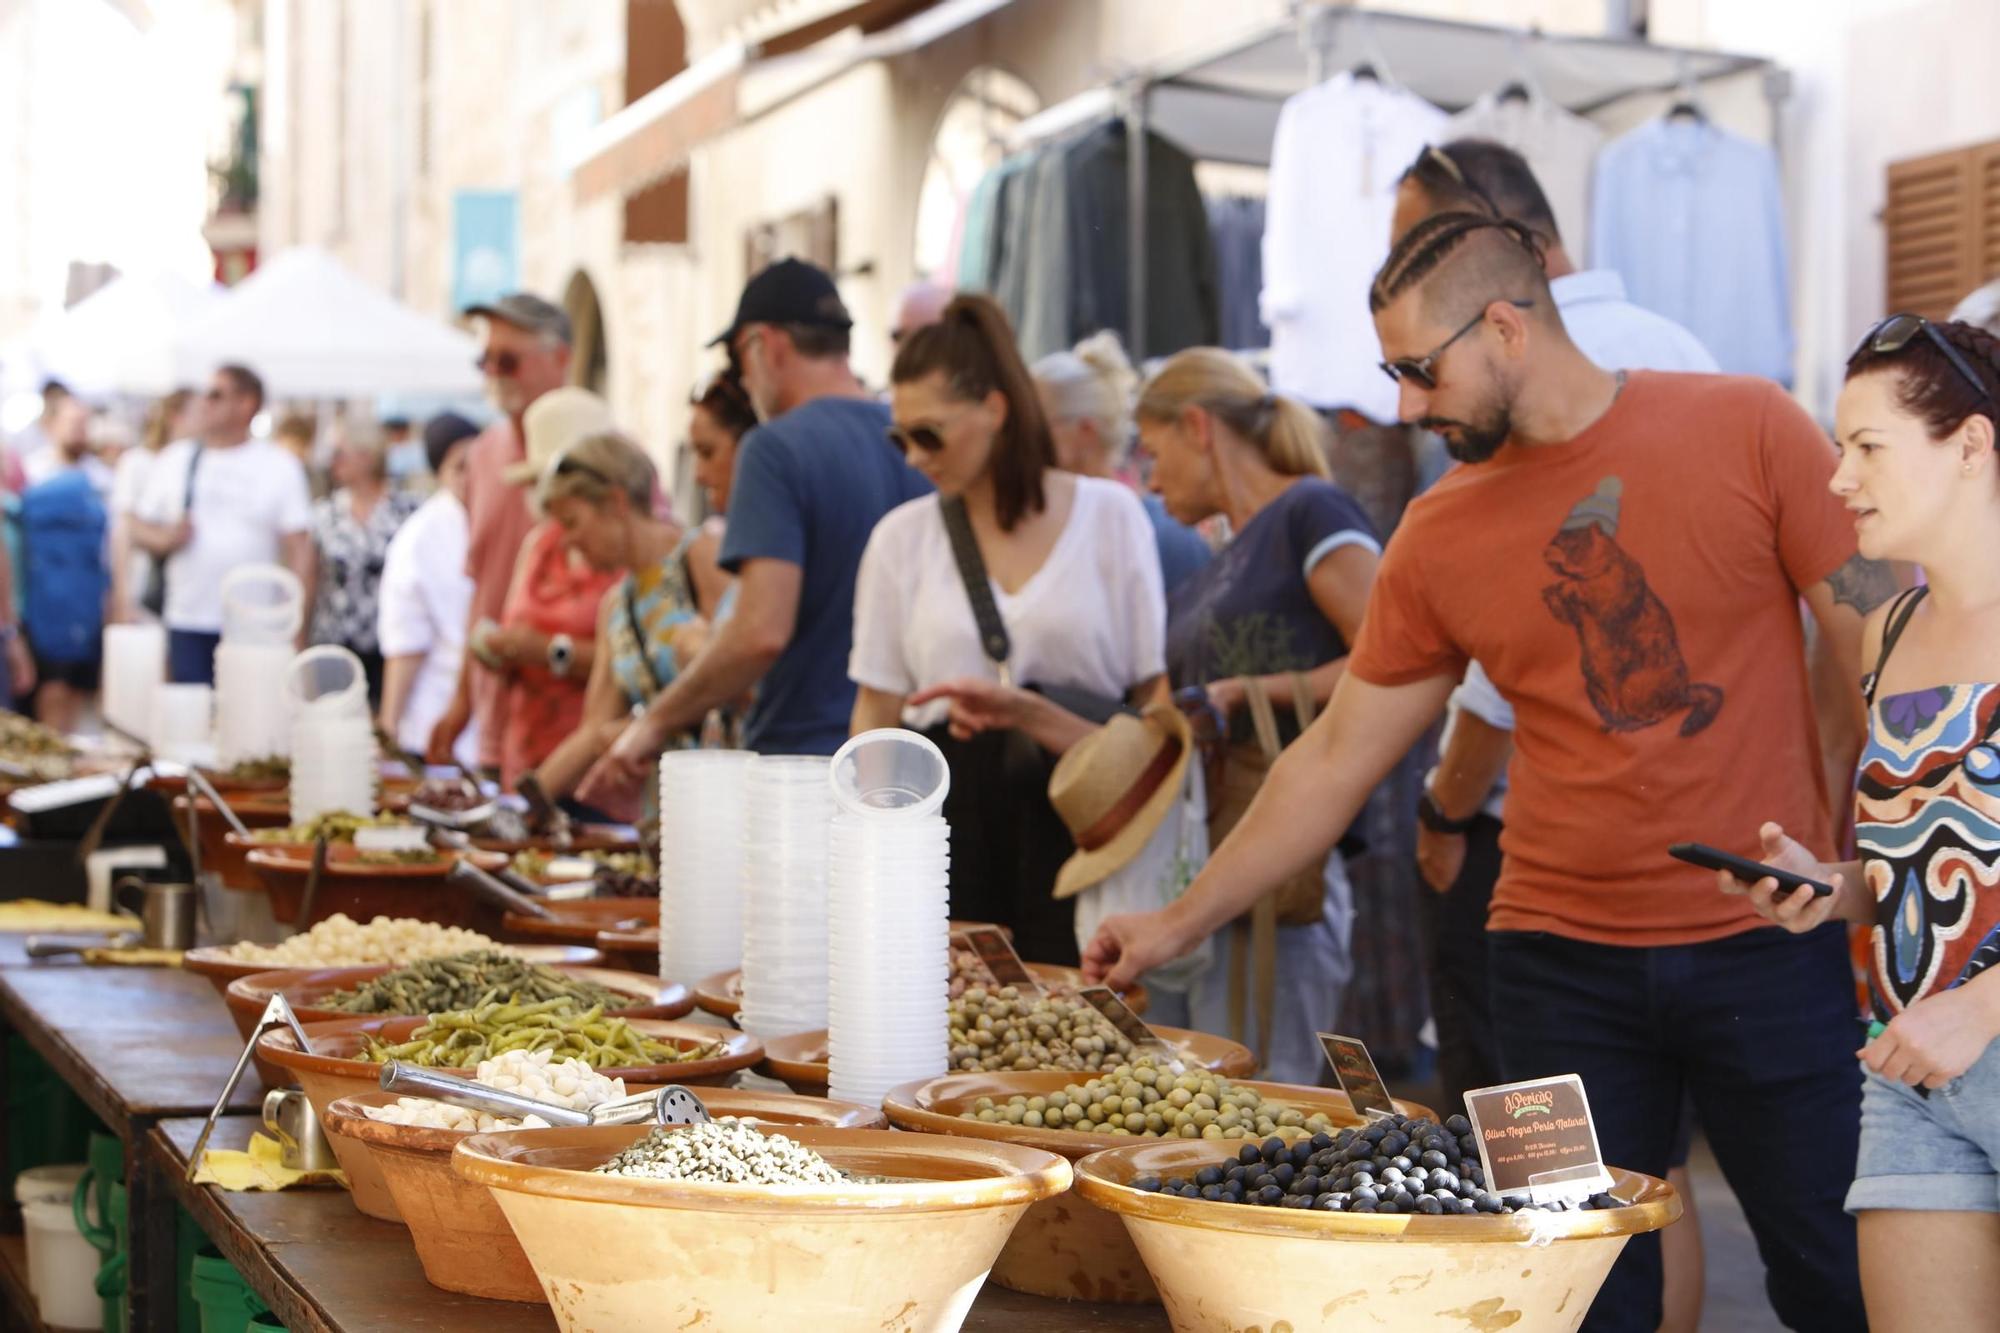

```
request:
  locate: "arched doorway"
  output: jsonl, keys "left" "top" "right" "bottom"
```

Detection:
{"left": 912, "top": 67, "right": 1039, "bottom": 282}
{"left": 563, "top": 270, "right": 608, "bottom": 395}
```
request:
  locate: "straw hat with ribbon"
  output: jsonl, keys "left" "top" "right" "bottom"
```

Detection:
{"left": 504, "top": 386, "right": 615, "bottom": 486}
{"left": 1049, "top": 702, "right": 1192, "bottom": 901}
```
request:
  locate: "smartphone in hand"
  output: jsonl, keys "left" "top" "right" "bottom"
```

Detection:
{"left": 1669, "top": 842, "right": 1836, "bottom": 898}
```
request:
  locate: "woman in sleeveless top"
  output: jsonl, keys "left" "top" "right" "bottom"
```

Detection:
{"left": 528, "top": 425, "right": 733, "bottom": 819}
{"left": 1729, "top": 316, "right": 2000, "bottom": 1328}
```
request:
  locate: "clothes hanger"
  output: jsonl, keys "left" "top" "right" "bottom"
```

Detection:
{"left": 1665, "top": 54, "right": 1706, "bottom": 122}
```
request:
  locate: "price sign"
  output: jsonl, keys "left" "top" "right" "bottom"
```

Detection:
{"left": 1077, "top": 986, "right": 1177, "bottom": 1064}
{"left": 953, "top": 926, "right": 1041, "bottom": 993}
{"left": 1316, "top": 1033, "right": 1396, "bottom": 1119}
{"left": 1462, "top": 1074, "right": 1613, "bottom": 1204}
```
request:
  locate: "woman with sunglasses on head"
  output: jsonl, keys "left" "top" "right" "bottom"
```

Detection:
{"left": 849, "top": 294, "right": 1168, "bottom": 965}
{"left": 1729, "top": 315, "right": 2000, "bottom": 1330}
{"left": 1131, "top": 348, "right": 1379, "bottom": 1082}
{"left": 527, "top": 400, "right": 744, "bottom": 816}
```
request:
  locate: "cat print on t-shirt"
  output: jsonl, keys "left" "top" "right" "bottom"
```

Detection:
{"left": 1541, "top": 477, "right": 1724, "bottom": 738}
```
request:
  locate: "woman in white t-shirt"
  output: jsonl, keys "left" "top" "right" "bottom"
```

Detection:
{"left": 850, "top": 295, "right": 1168, "bottom": 964}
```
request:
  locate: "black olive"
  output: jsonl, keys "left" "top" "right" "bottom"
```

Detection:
{"left": 1272, "top": 1164, "right": 1296, "bottom": 1188}
{"left": 1317, "top": 1194, "right": 1345, "bottom": 1211}
{"left": 1194, "top": 1166, "right": 1223, "bottom": 1188}
{"left": 1416, "top": 1196, "right": 1444, "bottom": 1215}
{"left": 1589, "top": 1193, "right": 1620, "bottom": 1211}
{"left": 1421, "top": 1150, "right": 1449, "bottom": 1170}
{"left": 1132, "top": 1175, "right": 1161, "bottom": 1192}
{"left": 1251, "top": 1173, "right": 1276, "bottom": 1191}
{"left": 1261, "top": 1137, "right": 1287, "bottom": 1162}
{"left": 1311, "top": 1133, "right": 1335, "bottom": 1152}
{"left": 1391, "top": 1155, "right": 1414, "bottom": 1172}
{"left": 1445, "top": 1114, "right": 1471, "bottom": 1135}
{"left": 1238, "top": 1144, "right": 1263, "bottom": 1166}
{"left": 1199, "top": 1184, "right": 1223, "bottom": 1202}
{"left": 1256, "top": 1184, "right": 1284, "bottom": 1206}
{"left": 1165, "top": 1178, "right": 1188, "bottom": 1193}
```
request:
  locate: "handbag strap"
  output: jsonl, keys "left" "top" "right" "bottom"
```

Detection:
{"left": 623, "top": 581, "right": 665, "bottom": 698}
{"left": 939, "top": 495, "right": 1013, "bottom": 686}
{"left": 182, "top": 444, "right": 204, "bottom": 512}
{"left": 1241, "top": 677, "right": 1284, "bottom": 762}
{"left": 1863, "top": 585, "right": 1928, "bottom": 707}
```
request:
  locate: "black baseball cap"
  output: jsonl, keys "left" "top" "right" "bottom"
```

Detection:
{"left": 707, "top": 258, "right": 853, "bottom": 349}
{"left": 463, "top": 292, "right": 573, "bottom": 345}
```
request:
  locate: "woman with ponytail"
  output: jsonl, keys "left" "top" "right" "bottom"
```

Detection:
{"left": 1730, "top": 315, "right": 2000, "bottom": 1328}
{"left": 1033, "top": 331, "right": 1212, "bottom": 593}
{"left": 849, "top": 294, "right": 1168, "bottom": 964}
{"left": 1133, "top": 347, "right": 1381, "bottom": 1082}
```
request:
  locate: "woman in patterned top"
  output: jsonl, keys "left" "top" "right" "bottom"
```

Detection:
{"left": 530, "top": 422, "right": 733, "bottom": 818}
{"left": 1729, "top": 315, "right": 2000, "bottom": 1328}
{"left": 305, "top": 420, "right": 417, "bottom": 705}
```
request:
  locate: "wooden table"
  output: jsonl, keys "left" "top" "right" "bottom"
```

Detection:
{"left": 0, "top": 960, "right": 261, "bottom": 1331}
{"left": 150, "top": 1118, "right": 1171, "bottom": 1333}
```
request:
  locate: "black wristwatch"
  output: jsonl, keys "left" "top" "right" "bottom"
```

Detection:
{"left": 1417, "top": 789, "right": 1479, "bottom": 835}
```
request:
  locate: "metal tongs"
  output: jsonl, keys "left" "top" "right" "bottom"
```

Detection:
{"left": 189, "top": 993, "right": 317, "bottom": 1179}
{"left": 445, "top": 859, "right": 556, "bottom": 920}
{"left": 378, "top": 1062, "right": 715, "bottom": 1128}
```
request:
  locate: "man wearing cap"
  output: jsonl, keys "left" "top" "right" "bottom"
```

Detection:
{"left": 579, "top": 260, "right": 930, "bottom": 797}
{"left": 427, "top": 293, "right": 573, "bottom": 776}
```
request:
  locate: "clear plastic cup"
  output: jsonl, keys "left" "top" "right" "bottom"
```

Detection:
{"left": 828, "top": 730, "right": 950, "bottom": 819}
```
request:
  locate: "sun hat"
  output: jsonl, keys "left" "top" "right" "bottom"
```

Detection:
{"left": 1049, "top": 702, "right": 1192, "bottom": 901}
{"left": 504, "top": 387, "right": 613, "bottom": 486}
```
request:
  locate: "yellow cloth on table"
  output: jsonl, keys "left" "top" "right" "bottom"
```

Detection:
{"left": 80, "top": 947, "right": 183, "bottom": 967}
{"left": 0, "top": 901, "right": 138, "bottom": 933}
{"left": 193, "top": 1133, "right": 346, "bottom": 1191}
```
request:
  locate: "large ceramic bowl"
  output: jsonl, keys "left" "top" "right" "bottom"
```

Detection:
{"left": 884, "top": 1071, "right": 1436, "bottom": 1304}
{"left": 256, "top": 1015, "right": 762, "bottom": 1222}
{"left": 246, "top": 845, "right": 512, "bottom": 929}
{"left": 182, "top": 942, "right": 604, "bottom": 998}
{"left": 497, "top": 897, "right": 656, "bottom": 949}
{"left": 1075, "top": 1139, "right": 1681, "bottom": 1331}
{"left": 692, "top": 963, "right": 1150, "bottom": 1023}
{"left": 172, "top": 794, "right": 294, "bottom": 890}
{"left": 453, "top": 1123, "right": 1071, "bottom": 1331}
{"left": 761, "top": 1025, "right": 1256, "bottom": 1101}
{"left": 323, "top": 1087, "right": 888, "bottom": 1302}
{"left": 224, "top": 963, "right": 693, "bottom": 1069}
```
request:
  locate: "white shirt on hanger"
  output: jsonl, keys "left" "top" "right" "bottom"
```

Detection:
{"left": 1262, "top": 71, "right": 1447, "bottom": 420}
{"left": 1445, "top": 91, "right": 1604, "bottom": 263}
{"left": 849, "top": 476, "right": 1166, "bottom": 733}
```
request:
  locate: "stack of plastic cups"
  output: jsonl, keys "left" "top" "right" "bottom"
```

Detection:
{"left": 736, "top": 756, "right": 835, "bottom": 1039}
{"left": 286, "top": 645, "right": 376, "bottom": 824}
{"left": 656, "top": 750, "right": 753, "bottom": 986}
{"left": 825, "top": 729, "right": 953, "bottom": 1108}
{"left": 213, "top": 567, "right": 304, "bottom": 768}
{"left": 100, "top": 624, "right": 165, "bottom": 744}
{"left": 149, "top": 685, "right": 214, "bottom": 766}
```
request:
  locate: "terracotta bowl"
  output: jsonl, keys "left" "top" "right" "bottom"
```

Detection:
{"left": 256, "top": 1015, "right": 762, "bottom": 1222}
{"left": 761, "top": 1025, "right": 1255, "bottom": 1102}
{"left": 224, "top": 964, "right": 694, "bottom": 1085}
{"left": 323, "top": 1086, "right": 887, "bottom": 1302}
{"left": 183, "top": 942, "right": 605, "bottom": 998}
{"left": 692, "top": 962, "right": 1150, "bottom": 1025}
{"left": 453, "top": 1123, "right": 1070, "bottom": 1331}
{"left": 172, "top": 795, "right": 295, "bottom": 890}
{"left": 1073, "top": 1139, "right": 1681, "bottom": 1332}
{"left": 498, "top": 897, "right": 656, "bottom": 949}
{"left": 245, "top": 845, "right": 511, "bottom": 929}
{"left": 884, "top": 1072, "right": 1437, "bottom": 1303}
{"left": 603, "top": 917, "right": 1014, "bottom": 978}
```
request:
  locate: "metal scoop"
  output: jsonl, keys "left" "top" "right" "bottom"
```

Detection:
{"left": 378, "top": 1062, "right": 713, "bottom": 1127}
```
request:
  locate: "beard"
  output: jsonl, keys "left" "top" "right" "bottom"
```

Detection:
{"left": 1420, "top": 404, "right": 1513, "bottom": 465}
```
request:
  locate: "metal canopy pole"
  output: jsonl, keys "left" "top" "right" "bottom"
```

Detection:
{"left": 1123, "top": 80, "right": 1150, "bottom": 361}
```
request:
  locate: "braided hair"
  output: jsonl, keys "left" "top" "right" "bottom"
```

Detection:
{"left": 1847, "top": 319, "right": 2000, "bottom": 441}
{"left": 1369, "top": 210, "right": 1548, "bottom": 317}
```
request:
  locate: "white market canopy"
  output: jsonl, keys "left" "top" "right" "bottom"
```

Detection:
{"left": 31, "top": 268, "right": 224, "bottom": 398}
{"left": 175, "top": 247, "right": 483, "bottom": 399}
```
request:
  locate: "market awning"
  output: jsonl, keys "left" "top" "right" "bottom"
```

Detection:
{"left": 567, "top": 0, "right": 1015, "bottom": 203}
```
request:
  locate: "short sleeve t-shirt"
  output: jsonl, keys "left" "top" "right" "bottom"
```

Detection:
{"left": 1349, "top": 372, "right": 1858, "bottom": 947}
{"left": 136, "top": 438, "right": 313, "bottom": 633}
{"left": 850, "top": 477, "right": 1167, "bottom": 731}
{"left": 461, "top": 418, "right": 536, "bottom": 770}
{"left": 1166, "top": 478, "right": 1379, "bottom": 744}
{"left": 719, "top": 397, "right": 931, "bottom": 755}
{"left": 376, "top": 492, "right": 477, "bottom": 769}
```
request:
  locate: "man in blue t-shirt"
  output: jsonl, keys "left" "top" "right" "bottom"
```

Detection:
{"left": 581, "top": 260, "right": 930, "bottom": 800}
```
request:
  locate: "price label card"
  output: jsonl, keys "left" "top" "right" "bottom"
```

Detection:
{"left": 1316, "top": 1033, "right": 1396, "bottom": 1119}
{"left": 1462, "top": 1074, "right": 1613, "bottom": 1204}
{"left": 953, "top": 926, "right": 1041, "bottom": 993}
{"left": 1077, "top": 986, "right": 1177, "bottom": 1063}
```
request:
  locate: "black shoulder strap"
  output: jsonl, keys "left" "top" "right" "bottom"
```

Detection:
{"left": 1864, "top": 585, "right": 1929, "bottom": 706}
{"left": 623, "top": 581, "right": 665, "bottom": 697}
{"left": 182, "top": 444, "right": 204, "bottom": 509}
{"left": 939, "top": 495, "right": 1012, "bottom": 680}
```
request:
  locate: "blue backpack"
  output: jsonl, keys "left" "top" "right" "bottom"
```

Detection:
{"left": 20, "top": 471, "right": 108, "bottom": 665}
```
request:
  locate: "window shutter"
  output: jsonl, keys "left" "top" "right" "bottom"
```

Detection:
{"left": 1979, "top": 141, "right": 2000, "bottom": 293}
{"left": 1884, "top": 146, "right": 1977, "bottom": 320}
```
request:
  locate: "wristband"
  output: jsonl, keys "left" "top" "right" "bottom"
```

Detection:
{"left": 1417, "top": 789, "right": 1478, "bottom": 835}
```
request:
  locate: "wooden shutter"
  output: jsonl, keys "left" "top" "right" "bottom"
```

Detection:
{"left": 623, "top": 0, "right": 690, "bottom": 246}
{"left": 1884, "top": 140, "right": 2000, "bottom": 319}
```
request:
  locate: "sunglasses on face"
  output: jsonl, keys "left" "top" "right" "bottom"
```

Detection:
{"left": 887, "top": 423, "right": 946, "bottom": 454}
{"left": 1853, "top": 313, "right": 1997, "bottom": 410}
{"left": 1379, "top": 299, "right": 1535, "bottom": 390}
{"left": 476, "top": 349, "right": 521, "bottom": 377}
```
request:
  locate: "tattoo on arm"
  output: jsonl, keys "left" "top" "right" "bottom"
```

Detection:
{"left": 1825, "top": 554, "right": 1898, "bottom": 615}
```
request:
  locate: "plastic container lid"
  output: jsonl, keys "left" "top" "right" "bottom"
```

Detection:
{"left": 14, "top": 1165, "right": 87, "bottom": 1208}
{"left": 221, "top": 565, "right": 305, "bottom": 644}
{"left": 829, "top": 730, "right": 950, "bottom": 820}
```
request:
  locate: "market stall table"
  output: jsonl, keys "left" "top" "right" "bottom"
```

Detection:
{"left": 150, "top": 1117, "right": 1172, "bottom": 1333}
{"left": 0, "top": 959, "right": 263, "bottom": 1329}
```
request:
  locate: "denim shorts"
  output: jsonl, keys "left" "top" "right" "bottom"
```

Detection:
{"left": 1847, "top": 1036, "right": 2000, "bottom": 1214}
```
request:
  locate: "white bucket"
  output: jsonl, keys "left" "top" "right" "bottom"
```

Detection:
{"left": 22, "top": 1196, "right": 99, "bottom": 1328}
{"left": 13, "top": 1165, "right": 86, "bottom": 1209}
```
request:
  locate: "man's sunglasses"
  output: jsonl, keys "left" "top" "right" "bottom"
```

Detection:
{"left": 1379, "top": 299, "right": 1535, "bottom": 390}
{"left": 476, "top": 349, "right": 521, "bottom": 377}
{"left": 1852, "top": 313, "right": 1997, "bottom": 409}
{"left": 887, "top": 423, "right": 945, "bottom": 454}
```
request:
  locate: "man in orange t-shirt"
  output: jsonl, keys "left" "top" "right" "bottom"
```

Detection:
{"left": 1084, "top": 214, "right": 1883, "bottom": 1332}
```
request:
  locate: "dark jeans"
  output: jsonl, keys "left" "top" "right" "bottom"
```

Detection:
{"left": 166, "top": 629, "right": 221, "bottom": 686}
{"left": 1489, "top": 925, "right": 1865, "bottom": 1333}
{"left": 1413, "top": 814, "right": 1504, "bottom": 1107}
